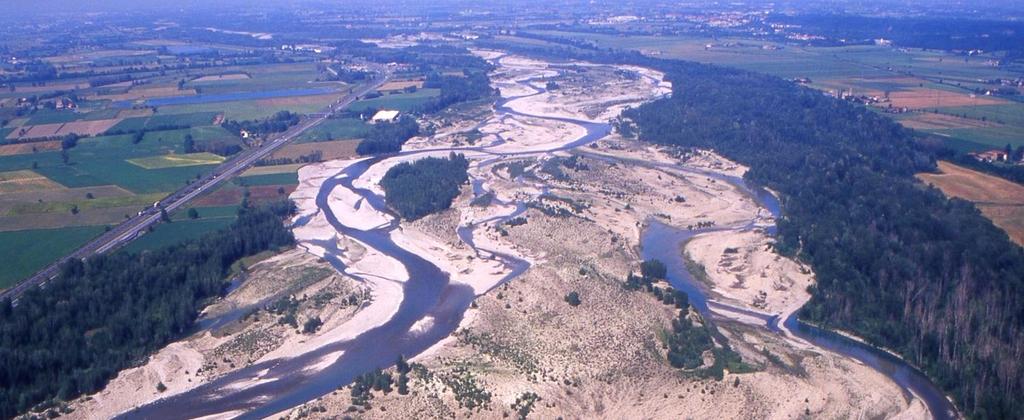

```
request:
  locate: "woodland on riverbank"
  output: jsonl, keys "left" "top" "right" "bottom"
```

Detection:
{"left": 0, "top": 201, "right": 295, "bottom": 418}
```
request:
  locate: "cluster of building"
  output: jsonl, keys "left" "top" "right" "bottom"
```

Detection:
{"left": 969, "top": 149, "right": 1024, "bottom": 164}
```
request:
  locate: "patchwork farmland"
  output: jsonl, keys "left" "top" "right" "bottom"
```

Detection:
{"left": 0, "top": 50, "right": 368, "bottom": 288}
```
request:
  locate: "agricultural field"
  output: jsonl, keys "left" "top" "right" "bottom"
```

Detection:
{"left": 183, "top": 62, "right": 334, "bottom": 94}
{"left": 917, "top": 161, "right": 1024, "bottom": 245}
{"left": 0, "top": 170, "right": 64, "bottom": 193}
{"left": 0, "top": 225, "right": 108, "bottom": 289}
{"left": 128, "top": 152, "right": 225, "bottom": 169}
{"left": 0, "top": 42, "right": 349, "bottom": 289}
{"left": 271, "top": 139, "right": 360, "bottom": 160}
{"left": 236, "top": 171, "right": 299, "bottom": 187}
{"left": 295, "top": 118, "right": 370, "bottom": 142}
{"left": 241, "top": 164, "right": 306, "bottom": 176}
{"left": 120, "top": 206, "right": 239, "bottom": 253}
{"left": 378, "top": 79, "right": 424, "bottom": 92}
{"left": 158, "top": 93, "right": 338, "bottom": 120}
{"left": 0, "top": 130, "right": 229, "bottom": 193}
{"left": 108, "top": 111, "right": 221, "bottom": 132}
{"left": 348, "top": 88, "right": 441, "bottom": 112}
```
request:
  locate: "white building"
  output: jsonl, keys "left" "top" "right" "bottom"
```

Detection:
{"left": 370, "top": 109, "right": 400, "bottom": 123}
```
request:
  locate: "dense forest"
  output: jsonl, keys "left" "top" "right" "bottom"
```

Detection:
{"left": 380, "top": 153, "right": 469, "bottom": 220}
{"left": 355, "top": 116, "right": 421, "bottom": 155}
{"left": 620, "top": 57, "right": 1024, "bottom": 418}
{"left": 0, "top": 201, "right": 295, "bottom": 418}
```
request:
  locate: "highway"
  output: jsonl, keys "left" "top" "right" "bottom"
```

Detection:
{"left": 0, "top": 74, "right": 387, "bottom": 302}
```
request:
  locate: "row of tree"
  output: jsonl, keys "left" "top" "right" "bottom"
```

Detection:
{"left": 0, "top": 201, "right": 295, "bottom": 418}
{"left": 221, "top": 111, "right": 300, "bottom": 138}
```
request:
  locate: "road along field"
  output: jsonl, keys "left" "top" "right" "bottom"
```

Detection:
{"left": 917, "top": 161, "right": 1024, "bottom": 246}
{"left": 76, "top": 52, "right": 933, "bottom": 420}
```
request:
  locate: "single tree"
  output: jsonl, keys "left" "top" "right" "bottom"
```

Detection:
{"left": 564, "top": 291, "right": 581, "bottom": 307}
{"left": 187, "top": 208, "right": 200, "bottom": 219}
{"left": 183, "top": 134, "right": 195, "bottom": 153}
{"left": 302, "top": 316, "right": 322, "bottom": 334}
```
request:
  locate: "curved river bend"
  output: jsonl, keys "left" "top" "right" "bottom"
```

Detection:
{"left": 122, "top": 57, "right": 955, "bottom": 419}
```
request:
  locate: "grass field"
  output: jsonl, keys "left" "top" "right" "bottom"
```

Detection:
{"left": 348, "top": 88, "right": 440, "bottom": 112}
{"left": 6, "top": 192, "right": 166, "bottom": 216}
{"left": 158, "top": 93, "right": 338, "bottom": 120}
{"left": 242, "top": 164, "right": 305, "bottom": 176}
{"left": 183, "top": 63, "right": 325, "bottom": 95}
{"left": 0, "top": 140, "right": 61, "bottom": 157}
{"left": 271, "top": 139, "right": 360, "bottom": 161}
{"left": 108, "top": 111, "right": 221, "bottom": 132}
{"left": 26, "top": 108, "right": 121, "bottom": 125}
{"left": 120, "top": 204, "right": 240, "bottom": 253}
{"left": 193, "top": 184, "right": 294, "bottom": 206}
{"left": 120, "top": 217, "right": 235, "bottom": 253}
{"left": 236, "top": 172, "right": 299, "bottom": 186}
{"left": 296, "top": 118, "right": 370, "bottom": 142}
{"left": 917, "top": 161, "right": 1024, "bottom": 245}
{"left": 0, "top": 225, "right": 107, "bottom": 289}
{"left": 128, "top": 152, "right": 225, "bottom": 169}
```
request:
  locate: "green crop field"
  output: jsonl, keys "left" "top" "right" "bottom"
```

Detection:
{"left": 120, "top": 204, "right": 240, "bottom": 252}
{"left": 147, "top": 111, "right": 220, "bottom": 127}
{"left": 0, "top": 131, "right": 221, "bottom": 193}
{"left": 128, "top": 152, "right": 225, "bottom": 169}
{"left": 120, "top": 216, "right": 235, "bottom": 253}
{"left": 0, "top": 225, "right": 107, "bottom": 289}
{"left": 236, "top": 172, "right": 299, "bottom": 186}
{"left": 6, "top": 192, "right": 165, "bottom": 216}
{"left": 348, "top": 89, "right": 441, "bottom": 112}
{"left": 186, "top": 63, "right": 325, "bottom": 94}
{"left": 297, "top": 118, "right": 371, "bottom": 142}
{"left": 26, "top": 108, "right": 121, "bottom": 125}
{"left": 158, "top": 94, "right": 338, "bottom": 120}
{"left": 936, "top": 127, "right": 1024, "bottom": 149}
{"left": 108, "top": 117, "right": 148, "bottom": 132}
{"left": 937, "top": 104, "right": 1024, "bottom": 128}
{"left": 108, "top": 111, "right": 221, "bottom": 132}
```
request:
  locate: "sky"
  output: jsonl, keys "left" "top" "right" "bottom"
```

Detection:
{"left": 6, "top": 0, "right": 1023, "bottom": 16}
